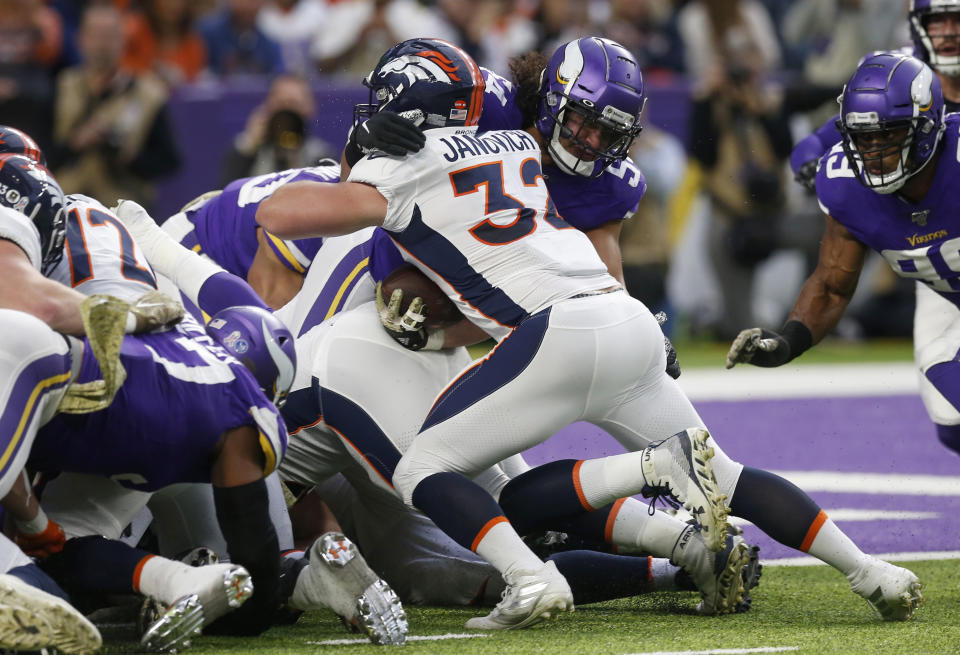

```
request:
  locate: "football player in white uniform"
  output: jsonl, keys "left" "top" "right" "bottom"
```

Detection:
{"left": 260, "top": 38, "right": 924, "bottom": 627}
{"left": 117, "top": 187, "right": 756, "bottom": 620}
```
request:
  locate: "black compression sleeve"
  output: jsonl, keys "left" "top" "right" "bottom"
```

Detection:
{"left": 207, "top": 479, "right": 280, "bottom": 635}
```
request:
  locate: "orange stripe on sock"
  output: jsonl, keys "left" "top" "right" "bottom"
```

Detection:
{"left": 799, "top": 510, "right": 828, "bottom": 553}
{"left": 604, "top": 498, "right": 627, "bottom": 543}
{"left": 132, "top": 554, "right": 156, "bottom": 592}
{"left": 647, "top": 556, "right": 654, "bottom": 583}
{"left": 470, "top": 516, "right": 508, "bottom": 553}
{"left": 572, "top": 460, "right": 595, "bottom": 511}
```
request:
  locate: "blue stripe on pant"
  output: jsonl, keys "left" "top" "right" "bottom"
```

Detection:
{"left": 421, "top": 307, "right": 551, "bottom": 432}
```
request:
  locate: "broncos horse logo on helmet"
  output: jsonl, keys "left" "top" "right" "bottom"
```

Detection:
{"left": 837, "top": 52, "right": 945, "bottom": 194}
{"left": 0, "top": 153, "right": 66, "bottom": 274}
{"left": 536, "top": 37, "right": 646, "bottom": 178}
{"left": 354, "top": 38, "right": 484, "bottom": 131}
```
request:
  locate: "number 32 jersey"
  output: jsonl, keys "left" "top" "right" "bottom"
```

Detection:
{"left": 348, "top": 126, "right": 618, "bottom": 340}
{"left": 815, "top": 113, "right": 960, "bottom": 307}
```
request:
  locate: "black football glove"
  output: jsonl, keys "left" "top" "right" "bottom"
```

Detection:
{"left": 375, "top": 281, "right": 429, "bottom": 351}
{"left": 654, "top": 312, "right": 681, "bottom": 379}
{"left": 344, "top": 111, "right": 426, "bottom": 166}
{"left": 725, "top": 321, "right": 812, "bottom": 369}
{"left": 725, "top": 328, "right": 790, "bottom": 368}
{"left": 793, "top": 158, "right": 818, "bottom": 193}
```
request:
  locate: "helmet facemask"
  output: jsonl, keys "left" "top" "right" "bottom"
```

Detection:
{"left": 542, "top": 92, "right": 644, "bottom": 177}
{"left": 911, "top": 2, "right": 960, "bottom": 76}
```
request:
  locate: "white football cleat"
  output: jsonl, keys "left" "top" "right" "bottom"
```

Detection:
{"left": 188, "top": 563, "right": 253, "bottom": 628}
{"left": 465, "top": 560, "right": 574, "bottom": 630}
{"left": 140, "top": 594, "right": 203, "bottom": 653}
{"left": 671, "top": 524, "right": 749, "bottom": 615}
{"left": 640, "top": 428, "right": 729, "bottom": 551}
{"left": 848, "top": 558, "right": 923, "bottom": 621}
{"left": 0, "top": 574, "right": 102, "bottom": 655}
{"left": 291, "top": 532, "right": 407, "bottom": 645}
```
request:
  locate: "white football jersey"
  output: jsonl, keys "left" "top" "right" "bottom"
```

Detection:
{"left": 348, "top": 126, "right": 616, "bottom": 340}
{"left": 47, "top": 195, "right": 158, "bottom": 301}
{"left": 274, "top": 227, "right": 378, "bottom": 339}
{"left": 0, "top": 205, "right": 43, "bottom": 271}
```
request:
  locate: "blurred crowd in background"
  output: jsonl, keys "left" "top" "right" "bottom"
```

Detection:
{"left": 0, "top": 0, "right": 917, "bottom": 342}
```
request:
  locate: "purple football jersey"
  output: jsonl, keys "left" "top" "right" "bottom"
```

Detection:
{"left": 177, "top": 165, "right": 339, "bottom": 277}
{"left": 32, "top": 316, "right": 287, "bottom": 491}
{"left": 815, "top": 113, "right": 960, "bottom": 306}
{"left": 477, "top": 67, "right": 647, "bottom": 231}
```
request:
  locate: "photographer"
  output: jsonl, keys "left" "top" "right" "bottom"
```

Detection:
{"left": 680, "top": 0, "right": 793, "bottom": 339}
{"left": 49, "top": 4, "right": 181, "bottom": 212}
{"left": 222, "top": 74, "right": 333, "bottom": 183}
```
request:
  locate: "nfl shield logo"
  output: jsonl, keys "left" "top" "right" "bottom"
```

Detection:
{"left": 911, "top": 210, "right": 929, "bottom": 226}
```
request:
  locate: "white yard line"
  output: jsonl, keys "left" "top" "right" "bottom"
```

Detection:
{"left": 765, "top": 470, "right": 960, "bottom": 496}
{"left": 624, "top": 647, "right": 800, "bottom": 655}
{"left": 307, "top": 633, "right": 490, "bottom": 646}
{"left": 762, "top": 549, "right": 960, "bottom": 567}
{"left": 679, "top": 362, "right": 918, "bottom": 401}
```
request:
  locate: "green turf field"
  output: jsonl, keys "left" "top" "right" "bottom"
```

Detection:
{"left": 470, "top": 337, "right": 916, "bottom": 369}
{"left": 98, "top": 558, "right": 959, "bottom": 655}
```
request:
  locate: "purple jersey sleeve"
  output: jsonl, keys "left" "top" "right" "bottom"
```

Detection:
{"left": 791, "top": 115, "right": 841, "bottom": 175}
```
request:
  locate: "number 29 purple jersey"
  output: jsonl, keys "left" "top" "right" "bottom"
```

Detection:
{"left": 477, "top": 68, "right": 646, "bottom": 231}
{"left": 815, "top": 112, "right": 960, "bottom": 306}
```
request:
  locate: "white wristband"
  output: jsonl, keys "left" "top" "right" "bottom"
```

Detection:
{"left": 124, "top": 311, "right": 137, "bottom": 334}
{"left": 16, "top": 507, "right": 48, "bottom": 535}
{"left": 422, "top": 329, "right": 445, "bottom": 351}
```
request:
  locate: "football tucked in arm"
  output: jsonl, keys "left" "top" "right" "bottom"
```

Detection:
{"left": 379, "top": 264, "right": 463, "bottom": 329}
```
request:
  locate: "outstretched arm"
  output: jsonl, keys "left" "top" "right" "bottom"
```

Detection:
{"left": 257, "top": 181, "right": 388, "bottom": 239}
{"left": 726, "top": 214, "right": 867, "bottom": 368}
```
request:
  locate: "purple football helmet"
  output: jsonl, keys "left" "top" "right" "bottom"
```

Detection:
{"left": 837, "top": 53, "right": 944, "bottom": 194}
{"left": 206, "top": 306, "right": 296, "bottom": 407}
{"left": 354, "top": 38, "right": 485, "bottom": 131}
{"left": 535, "top": 37, "right": 645, "bottom": 177}
{"left": 910, "top": 0, "right": 960, "bottom": 76}
{"left": 0, "top": 154, "right": 66, "bottom": 274}
{"left": 0, "top": 126, "right": 45, "bottom": 166}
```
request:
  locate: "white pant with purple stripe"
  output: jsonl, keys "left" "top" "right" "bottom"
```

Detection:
{"left": 0, "top": 309, "right": 78, "bottom": 500}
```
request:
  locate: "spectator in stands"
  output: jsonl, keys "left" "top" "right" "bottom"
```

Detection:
{"left": 122, "top": 0, "right": 208, "bottom": 87}
{"left": 0, "top": 0, "right": 64, "bottom": 154}
{"left": 49, "top": 4, "right": 181, "bottom": 211}
{"left": 257, "top": 0, "right": 327, "bottom": 75}
{"left": 432, "top": 0, "right": 536, "bottom": 72}
{"left": 679, "top": 0, "right": 793, "bottom": 340}
{"left": 602, "top": 0, "right": 685, "bottom": 76}
{"left": 783, "top": 0, "right": 907, "bottom": 88}
{"left": 310, "top": 0, "right": 453, "bottom": 76}
{"left": 222, "top": 73, "right": 333, "bottom": 183}
{"left": 198, "top": 0, "right": 283, "bottom": 76}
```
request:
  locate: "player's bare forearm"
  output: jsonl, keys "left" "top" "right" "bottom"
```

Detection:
{"left": 0, "top": 241, "right": 86, "bottom": 334}
{"left": 585, "top": 220, "right": 626, "bottom": 286}
{"left": 257, "top": 181, "right": 387, "bottom": 239}
{"left": 248, "top": 229, "right": 305, "bottom": 310}
{"left": 786, "top": 215, "right": 865, "bottom": 344}
{"left": 439, "top": 317, "right": 490, "bottom": 348}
